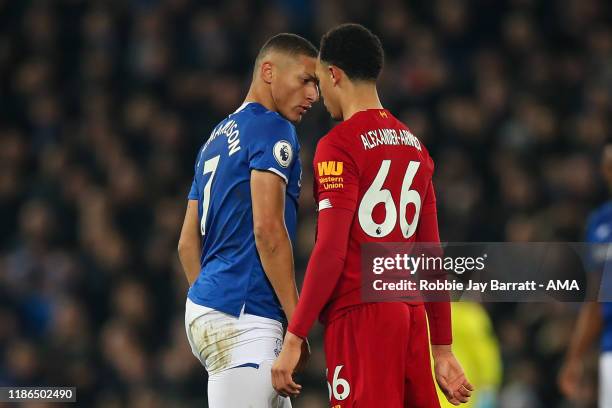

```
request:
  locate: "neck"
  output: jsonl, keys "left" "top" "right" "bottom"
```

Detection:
{"left": 340, "top": 81, "right": 383, "bottom": 120}
{"left": 243, "top": 80, "right": 276, "bottom": 112}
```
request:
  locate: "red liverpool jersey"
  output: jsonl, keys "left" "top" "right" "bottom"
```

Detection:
{"left": 289, "top": 108, "right": 449, "bottom": 343}
{"left": 313, "top": 108, "right": 437, "bottom": 322}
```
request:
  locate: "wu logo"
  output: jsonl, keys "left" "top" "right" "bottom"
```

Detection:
{"left": 318, "top": 161, "right": 343, "bottom": 176}
{"left": 379, "top": 111, "right": 388, "bottom": 118}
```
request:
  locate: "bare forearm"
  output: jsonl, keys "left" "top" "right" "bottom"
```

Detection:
{"left": 178, "top": 200, "right": 201, "bottom": 286}
{"left": 178, "top": 242, "right": 201, "bottom": 286}
{"left": 566, "top": 302, "right": 602, "bottom": 360}
{"left": 256, "top": 231, "right": 298, "bottom": 321}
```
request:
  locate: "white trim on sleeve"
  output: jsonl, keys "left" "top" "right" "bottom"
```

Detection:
{"left": 267, "top": 167, "right": 288, "bottom": 184}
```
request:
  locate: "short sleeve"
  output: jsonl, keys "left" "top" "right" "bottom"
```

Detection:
{"left": 313, "top": 137, "right": 359, "bottom": 212}
{"left": 248, "top": 115, "right": 297, "bottom": 184}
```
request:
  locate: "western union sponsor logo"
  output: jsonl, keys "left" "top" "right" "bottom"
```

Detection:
{"left": 317, "top": 161, "right": 343, "bottom": 176}
{"left": 318, "top": 176, "right": 343, "bottom": 183}
{"left": 323, "top": 182, "right": 343, "bottom": 190}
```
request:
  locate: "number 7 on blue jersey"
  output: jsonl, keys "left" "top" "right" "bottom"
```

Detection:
{"left": 200, "top": 155, "right": 220, "bottom": 236}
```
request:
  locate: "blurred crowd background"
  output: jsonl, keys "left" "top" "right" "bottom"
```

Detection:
{"left": 1, "top": 0, "right": 611, "bottom": 406}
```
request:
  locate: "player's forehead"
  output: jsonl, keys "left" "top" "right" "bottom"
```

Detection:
{"left": 283, "top": 54, "right": 318, "bottom": 86}
{"left": 286, "top": 52, "right": 316, "bottom": 74}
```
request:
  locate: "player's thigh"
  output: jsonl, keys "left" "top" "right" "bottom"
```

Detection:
{"left": 324, "top": 303, "right": 410, "bottom": 407}
{"left": 185, "top": 299, "right": 283, "bottom": 373}
{"left": 208, "top": 359, "right": 291, "bottom": 408}
{"left": 404, "top": 305, "right": 440, "bottom": 408}
{"left": 600, "top": 352, "right": 612, "bottom": 408}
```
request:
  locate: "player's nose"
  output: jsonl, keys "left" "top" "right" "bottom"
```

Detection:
{"left": 306, "top": 83, "right": 319, "bottom": 103}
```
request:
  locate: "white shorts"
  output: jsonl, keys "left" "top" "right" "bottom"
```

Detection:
{"left": 601, "top": 352, "right": 612, "bottom": 408}
{"left": 207, "top": 359, "right": 291, "bottom": 408}
{"left": 185, "top": 298, "right": 291, "bottom": 408}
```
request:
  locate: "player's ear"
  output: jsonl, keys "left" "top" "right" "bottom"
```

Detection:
{"left": 329, "top": 66, "right": 341, "bottom": 86}
{"left": 260, "top": 61, "right": 273, "bottom": 84}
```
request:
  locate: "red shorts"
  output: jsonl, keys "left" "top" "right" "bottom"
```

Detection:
{"left": 323, "top": 302, "right": 440, "bottom": 408}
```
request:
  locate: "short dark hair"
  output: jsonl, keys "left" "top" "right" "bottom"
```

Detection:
{"left": 256, "top": 33, "right": 318, "bottom": 64}
{"left": 319, "top": 23, "right": 384, "bottom": 82}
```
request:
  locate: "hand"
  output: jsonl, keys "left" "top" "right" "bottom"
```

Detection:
{"left": 271, "top": 332, "right": 309, "bottom": 398}
{"left": 558, "top": 357, "right": 582, "bottom": 400}
{"left": 432, "top": 345, "right": 473, "bottom": 405}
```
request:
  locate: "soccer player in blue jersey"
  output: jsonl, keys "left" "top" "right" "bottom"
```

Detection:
{"left": 559, "top": 144, "right": 612, "bottom": 407}
{"left": 177, "top": 33, "right": 318, "bottom": 407}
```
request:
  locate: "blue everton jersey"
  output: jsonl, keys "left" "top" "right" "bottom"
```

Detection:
{"left": 187, "top": 102, "right": 301, "bottom": 322}
{"left": 585, "top": 202, "right": 612, "bottom": 353}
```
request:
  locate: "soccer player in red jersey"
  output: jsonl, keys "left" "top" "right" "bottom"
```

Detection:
{"left": 272, "top": 24, "right": 473, "bottom": 407}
